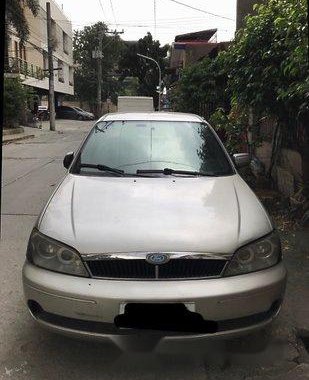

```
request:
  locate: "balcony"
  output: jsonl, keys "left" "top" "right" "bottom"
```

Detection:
{"left": 5, "top": 57, "right": 47, "bottom": 80}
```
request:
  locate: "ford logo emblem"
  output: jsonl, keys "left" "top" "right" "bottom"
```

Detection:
{"left": 146, "top": 253, "right": 170, "bottom": 265}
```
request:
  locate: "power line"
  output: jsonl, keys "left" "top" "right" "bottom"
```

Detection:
{"left": 98, "top": 0, "right": 106, "bottom": 18}
{"left": 165, "top": 0, "right": 235, "bottom": 21}
{"left": 154, "top": 0, "right": 157, "bottom": 39}
{"left": 109, "top": 0, "right": 117, "bottom": 26}
{"left": 42, "top": 14, "right": 233, "bottom": 25}
{"left": 59, "top": 20, "right": 228, "bottom": 28}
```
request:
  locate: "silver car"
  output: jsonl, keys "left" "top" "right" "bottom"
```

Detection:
{"left": 23, "top": 112, "right": 287, "bottom": 345}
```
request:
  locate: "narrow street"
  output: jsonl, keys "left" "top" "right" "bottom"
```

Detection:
{"left": 0, "top": 121, "right": 308, "bottom": 380}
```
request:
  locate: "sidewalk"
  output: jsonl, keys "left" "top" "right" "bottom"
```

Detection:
{"left": 2, "top": 126, "right": 42, "bottom": 144}
{"left": 2, "top": 119, "right": 82, "bottom": 144}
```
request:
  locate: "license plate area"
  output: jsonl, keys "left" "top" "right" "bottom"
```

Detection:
{"left": 115, "top": 303, "right": 217, "bottom": 333}
{"left": 119, "top": 302, "right": 195, "bottom": 314}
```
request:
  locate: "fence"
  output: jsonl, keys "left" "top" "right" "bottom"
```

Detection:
{"left": 197, "top": 102, "right": 217, "bottom": 121}
{"left": 5, "top": 57, "right": 47, "bottom": 80}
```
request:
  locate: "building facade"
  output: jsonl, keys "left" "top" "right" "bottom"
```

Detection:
{"left": 169, "top": 29, "right": 229, "bottom": 83}
{"left": 5, "top": 0, "right": 74, "bottom": 106}
{"left": 236, "top": 0, "right": 263, "bottom": 30}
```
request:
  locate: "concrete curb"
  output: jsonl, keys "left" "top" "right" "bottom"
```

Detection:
{"left": 3, "top": 126, "right": 25, "bottom": 136}
{"left": 2, "top": 134, "right": 35, "bottom": 144}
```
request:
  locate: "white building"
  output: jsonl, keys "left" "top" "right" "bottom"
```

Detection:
{"left": 5, "top": 0, "right": 74, "bottom": 105}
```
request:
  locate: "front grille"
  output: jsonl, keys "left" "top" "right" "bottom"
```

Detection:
{"left": 86, "top": 259, "right": 226, "bottom": 279}
{"left": 87, "top": 259, "right": 155, "bottom": 279}
{"left": 159, "top": 259, "right": 226, "bottom": 278}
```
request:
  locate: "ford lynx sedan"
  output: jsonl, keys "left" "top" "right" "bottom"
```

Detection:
{"left": 23, "top": 112, "right": 287, "bottom": 343}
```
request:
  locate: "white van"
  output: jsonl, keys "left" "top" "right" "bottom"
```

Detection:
{"left": 117, "top": 96, "right": 154, "bottom": 112}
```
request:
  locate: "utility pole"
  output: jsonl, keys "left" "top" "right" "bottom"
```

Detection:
{"left": 93, "top": 29, "right": 124, "bottom": 118}
{"left": 46, "top": 2, "right": 55, "bottom": 131}
{"left": 96, "top": 30, "right": 103, "bottom": 118}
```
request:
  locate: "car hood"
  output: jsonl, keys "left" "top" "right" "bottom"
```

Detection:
{"left": 39, "top": 174, "right": 272, "bottom": 255}
{"left": 82, "top": 112, "right": 93, "bottom": 118}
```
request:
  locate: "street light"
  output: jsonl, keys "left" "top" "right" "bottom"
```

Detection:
{"left": 137, "top": 53, "right": 162, "bottom": 111}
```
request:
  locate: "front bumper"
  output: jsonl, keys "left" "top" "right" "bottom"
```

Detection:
{"left": 23, "top": 261, "right": 287, "bottom": 343}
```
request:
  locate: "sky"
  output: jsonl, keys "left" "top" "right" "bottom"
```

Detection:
{"left": 54, "top": 0, "right": 237, "bottom": 45}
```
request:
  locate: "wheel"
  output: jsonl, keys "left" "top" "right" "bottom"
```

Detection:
{"left": 78, "top": 115, "right": 83, "bottom": 121}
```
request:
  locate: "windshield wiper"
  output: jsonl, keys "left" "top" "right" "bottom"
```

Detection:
{"left": 136, "top": 168, "right": 218, "bottom": 176}
{"left": 80, "top": 163, "right": 124, "bottom": 176}
{"left": 94, "top": 121, "right": 114, "bottom": 133}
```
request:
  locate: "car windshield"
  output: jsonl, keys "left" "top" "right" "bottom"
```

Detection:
{"left": 75, "top": 120, "right": 234, "bottom": 176}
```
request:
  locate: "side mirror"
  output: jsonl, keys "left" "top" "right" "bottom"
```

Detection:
{"left": 63, "top": 152, "right": 74, "bottom": 169}
{"left": 232, "top": 153, "right": 250, "bottom": 168}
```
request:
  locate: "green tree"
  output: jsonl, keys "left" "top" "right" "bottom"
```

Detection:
{"left": 3, "top": 77, "right": 34, "bottom": 128}
{"left": 121, "top": 77, "right": 139, "bottom": 96}
{"left": 73, "top": 22, "right": 124, "bottom": 110}
{"left": 171, "top": 52, "right": 230, "bottom": 117}
{"left": 226, "top": 0, "right": 308, "bottom": 124}
{"left": 5, "top": 0, "right": 39, "bottom": 45}
{"left": 119, "top": 33, "right": 169, "bottom": 108}
{"left": 172, "top": 0, "right": 308, "bottom": 168}
{"left": 224, "top": 0, "right": 308, "bottom": 175}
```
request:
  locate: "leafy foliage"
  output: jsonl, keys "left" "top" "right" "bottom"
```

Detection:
{"left": 3, "top": 77, "right": 31, "bottom": 127}
{"left": 118, "top": 33, "right": 169, "bottom": 108}
{"left": 209, "top": 107, "right": 249, "bottom": 153}
{"left": 120, "top": 77, "right": 139, "bottom": 96}
{"left": 172, "top": 0, "right": 308, "bottom": 159}
{"left": 5, "top": 0, "right": 39, "bottom": 45}
{"left": 225, "top": 0, "right": 308, "bottom": 123}
{"left": 73, "top": 22, "right": 124, "bottom": 107}
{"left": 171, "top": 53, "right": 230, "bottom": 115}
{"left": 72, "top": 28, "right": 169, "bottom": 109}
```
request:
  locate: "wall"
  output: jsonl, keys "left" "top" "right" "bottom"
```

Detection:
{"left": 255, "top": 141, "right": 272, "bottom": 172}
{"left": 7, "top": 0, "right": 74, "bottom": 96}
{"left": 274, "top": 149, "right": 303, "bottom": 196}
{"left": 256, "top": 143, "right": 304, "bottom": 196}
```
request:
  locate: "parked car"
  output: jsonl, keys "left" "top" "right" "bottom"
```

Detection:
{"left": 73, "top": 106, "right": 95, "bottom": 120}
{"left": 56, "top": 105, "right": 95, "bottom": 120}
{"left": 23, "top": 112, "right": 286, "bottom": 345}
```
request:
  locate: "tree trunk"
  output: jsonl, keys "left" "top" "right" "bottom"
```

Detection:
{"left": 267, "top": 120, "right": 282, "bottom": 184}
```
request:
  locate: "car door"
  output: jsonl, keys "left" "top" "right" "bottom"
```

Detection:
{"left": 56, "top": 106, "right": 67, "bottom": 119}
{"left": 66, "top": 107, "right": 78, "bottom": 119}
{"left": 58, "top": 107, "right": 74, "bottom": 119}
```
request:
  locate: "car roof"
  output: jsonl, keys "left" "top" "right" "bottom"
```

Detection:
{"left": 98, "top": 112, "right": 204, "bottom": 123}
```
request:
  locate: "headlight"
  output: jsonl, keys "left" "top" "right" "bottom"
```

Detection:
{"left": 27, "top": 229, "right": 89, "bottom": 277}
{"left": 224, "top": 231, "right": 281, "bottom": 276}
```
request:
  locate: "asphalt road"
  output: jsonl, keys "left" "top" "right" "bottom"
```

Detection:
{"left": 0, "top": 120, "right": 308, "bottom": 380}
